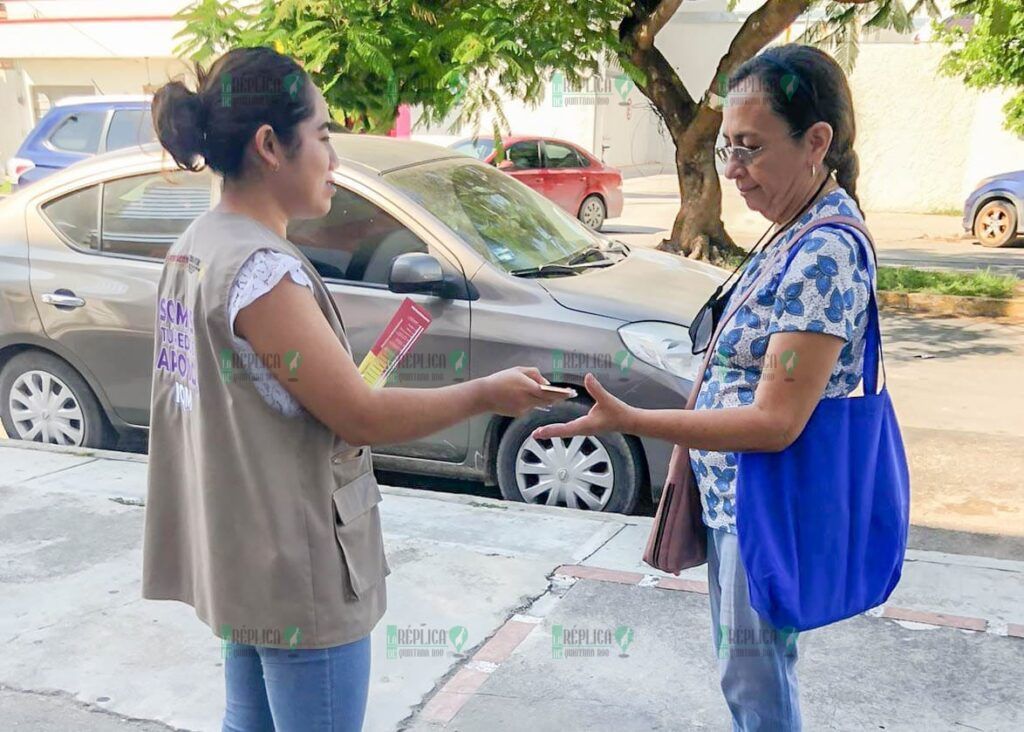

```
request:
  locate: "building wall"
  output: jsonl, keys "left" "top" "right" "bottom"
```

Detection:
{"left": 848, "top": 42, "right": 1024, "bottom": 213}
{"left": 409, "top": 79, "right": 598, "bottom": 157}
{"left": 963, "top": 88, "right": 1024, "bottom": 195}
{"left": 0, "top": 67, "right": 30, "bottom": 163}
{"left": 410, "top": 6, "right": 744, "bottom": 174}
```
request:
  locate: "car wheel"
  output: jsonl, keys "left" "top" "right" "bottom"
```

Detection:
{"left": 0, "top": 351, "right": 116, "bottom": 449}
{"left": 578, "top": 195, "right": 606, "bottom": 231}
{"left": 496, "top": 401, "right": 641, "bottom": 514}
{"left": 973, "top": 199, "right": 1018, "bottom": 248}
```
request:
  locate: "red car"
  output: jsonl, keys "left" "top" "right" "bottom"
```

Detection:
{"left": 450, "top": 136, "right": 623, "bottom": 230}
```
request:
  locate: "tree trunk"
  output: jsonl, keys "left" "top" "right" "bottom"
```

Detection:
{"left": 657, "top": 107, "right": 745, "bottom": 264}
{"left": 622, "top": 0, "right": 814, "bottom": 264}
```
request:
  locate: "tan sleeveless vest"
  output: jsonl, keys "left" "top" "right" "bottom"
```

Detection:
{"left": 143, "top": 209, "right": 389, "bottom": 649}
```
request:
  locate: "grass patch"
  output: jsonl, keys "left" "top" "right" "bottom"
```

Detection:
{"left": 877, "top": 266, "right": 1018, "bottom": 299}
{"left": 925, "top": 206, "right": 963, "bottom": 217}
{"left": 722, "top": 252, "right": 747, "bottom": 269}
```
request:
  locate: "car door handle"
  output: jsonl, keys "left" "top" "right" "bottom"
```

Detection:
{"left": 41, "top": 291, "right": 86, "bottom": 309}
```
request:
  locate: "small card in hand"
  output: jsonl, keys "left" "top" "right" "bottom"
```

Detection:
{"left": 539, "top": 385, "right": 577, "bottom": 397}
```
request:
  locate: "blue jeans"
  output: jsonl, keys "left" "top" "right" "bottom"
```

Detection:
{"left": 707, "top": 527, "right": 801, "bottom": 731}
{"left": 222, "top": 635, "right": 371, "bottom": 732}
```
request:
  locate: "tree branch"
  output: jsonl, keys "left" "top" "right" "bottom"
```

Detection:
{"left": 628, "top": 41, "right": 698, "bottom": 138}
{"left": 704, "top": 0, "right": 812, "bottom": 104}
{"left": 636, "top": 0, "right": 684, "bottom": 50}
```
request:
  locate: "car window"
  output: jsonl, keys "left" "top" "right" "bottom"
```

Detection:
{"left": 48, "top": 111, "right": 105, "bottom": 153}
{"left": 544, "top": 142, "right": 587, "bottom": 169}
{"left": 386, "top": 159, "right": 598, "bottom": 272}
{"left": 452, "top": 138, "right": 495, "bottom": 160}
{"left": 40, "top": 185, "right": 101, "bottom": 251}
{"left": 101, "top": 171, "right": 212, "bottom": 259}
{"left": 287, "top": 185, "right": 428, "bottom": 285}
{"left": 506, "top": 141, "right": 541, "bottom": 170}
{"left": 106, "top": 109, "right": 157, "bottom": 151}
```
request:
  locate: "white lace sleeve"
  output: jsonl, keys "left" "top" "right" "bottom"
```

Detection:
{"left": 227, "top": 249, "right": 314, "bottom": 418}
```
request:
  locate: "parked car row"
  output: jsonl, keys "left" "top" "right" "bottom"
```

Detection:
{"left": 4, "top": 95, "right": 625, "bottom": 238}
{"left": 7, "top": 94, "right": 1019, "bottom": 249}
{"left": 0, "top": 135, "right": 719, "bottom": 514}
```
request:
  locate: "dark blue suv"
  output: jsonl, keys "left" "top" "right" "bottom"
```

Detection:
{"left": 5, "top": 96, "right": 155, "bottom": 190}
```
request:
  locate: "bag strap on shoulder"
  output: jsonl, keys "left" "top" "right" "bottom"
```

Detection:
{"left": 701, "top": 214, "right": 885, "bottom": 398}
{"left": 787, "top": 217, "right": 885, "bottom": 395}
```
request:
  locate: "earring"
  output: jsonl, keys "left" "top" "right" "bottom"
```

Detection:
{"left": 273, "top": 163, "right": 280, "bottom": 172}
{"left": 811, "top": 163, "right": 816, "bottom": 178}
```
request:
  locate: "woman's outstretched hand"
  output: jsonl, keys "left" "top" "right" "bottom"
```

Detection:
{"left": 531, "top": 373, "right": 637, "bottom": 439}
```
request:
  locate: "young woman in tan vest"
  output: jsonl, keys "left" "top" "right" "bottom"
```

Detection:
{"left": 143, "top": 47, "right": 570, "bottom": 732}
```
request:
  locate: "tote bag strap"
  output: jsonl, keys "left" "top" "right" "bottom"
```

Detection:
{"left": 706, "top": 215, "right": 861, "bottom": 357}
{"left": 781, "top": 218, "right": 886, "bottom": 396}
{"left": 692, "top": 214, "right": 882, "bottom": 405}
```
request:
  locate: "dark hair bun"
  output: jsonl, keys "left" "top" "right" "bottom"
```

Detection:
{"left": 152, "top": 80, "right": 207, "bottom": 172}
{"left": 151, "top": 47, "right": 313, "bottom": 179}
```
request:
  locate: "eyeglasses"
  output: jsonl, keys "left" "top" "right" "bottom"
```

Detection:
{"left": 715, "top": 144, "right": 763, "bottom": 166}
{"left": 715, "top": 129, "right": 806, "bottom": 166}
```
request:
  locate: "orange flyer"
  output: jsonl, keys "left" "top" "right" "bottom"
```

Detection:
{"left": 357, "top": 298, "right": 433, "bottom": 388}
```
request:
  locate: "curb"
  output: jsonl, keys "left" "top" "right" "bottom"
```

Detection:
{"left": 878, "top": 290, "right": 1024, "bottom": 322}
{"left": 0, "top": 437, "right": 147, "bottom": 463}
{"left": 0, "top": 440, "right": 651, "bottom": 527}
{"left": 552, "top": 564, "right": 1024, "bottom": 639}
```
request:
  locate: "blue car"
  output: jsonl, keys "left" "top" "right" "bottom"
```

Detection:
{"left": 5, "top": 95, "right": 155, "bottom": 190}
{"left": 963, "top": 170, "right": 1024, "bottom": 248}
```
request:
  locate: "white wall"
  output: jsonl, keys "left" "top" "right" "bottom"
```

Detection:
{"left": 847, "top": 43, "right": 1024, "bottom": 212}
{"left": 0, "top": 68, "right": 30, "bottom": 164}
{"left": 0, "top": 1, "right": 185, "bottom": 58}
{"left": 410, "top": 77, "right": 598, "bottom": 157}
{"left": 963, "top": 88, "right": 1024, "bottom": 192}
{"left": 409, "top": 2, "right": 742, "bottom": 172}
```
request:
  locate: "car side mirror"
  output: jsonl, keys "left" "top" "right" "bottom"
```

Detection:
{"left": 388, "top": 252, "right": 450, "bottom": 298}
{"left": 388, "top": 253, "right": 479, "bottom": 300}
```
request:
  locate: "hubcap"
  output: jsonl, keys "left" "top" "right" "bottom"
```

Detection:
{"left": 515, "top": 435, "right": 614, "bottom": 510}
{"left": 979, "top": 205, "right": 1010, "bottom": 243}
{"left": 8, "top": 370, "right": 85, "bottom": 446}
{"left": 580, "top": 199, "right": 604, "bottom": 229}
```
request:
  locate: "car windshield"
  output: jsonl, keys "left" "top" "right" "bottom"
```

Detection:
{"left": 451, "top": 138, "right": 495, "bottom": 160}
{"left": 385, "top": 158, "right": 599, "bottom": 272}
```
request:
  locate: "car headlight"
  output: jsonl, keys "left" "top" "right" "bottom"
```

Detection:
{"left": 618, "top": 321, "right": 701, "bottom": 382}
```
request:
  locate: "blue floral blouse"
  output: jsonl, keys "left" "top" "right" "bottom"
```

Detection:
{"left": 689, "top": 187, "right": 876, "bottom": 533}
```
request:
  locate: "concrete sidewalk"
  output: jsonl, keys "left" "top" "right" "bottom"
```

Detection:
{"left": 1, "top": 440, "right": 1022, "bottom": 731}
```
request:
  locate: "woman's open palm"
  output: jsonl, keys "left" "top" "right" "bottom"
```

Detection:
{"left": 531, "top": 373, "right": 633, "bottom": 439}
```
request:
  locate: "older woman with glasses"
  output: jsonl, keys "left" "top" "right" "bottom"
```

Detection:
{"left": 533, "top": 44, "right": 877, "bottom": 730}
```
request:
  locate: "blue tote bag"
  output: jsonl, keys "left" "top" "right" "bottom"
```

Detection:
{"left": 735, "top": 220, "right": 910, "bottom": 632}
